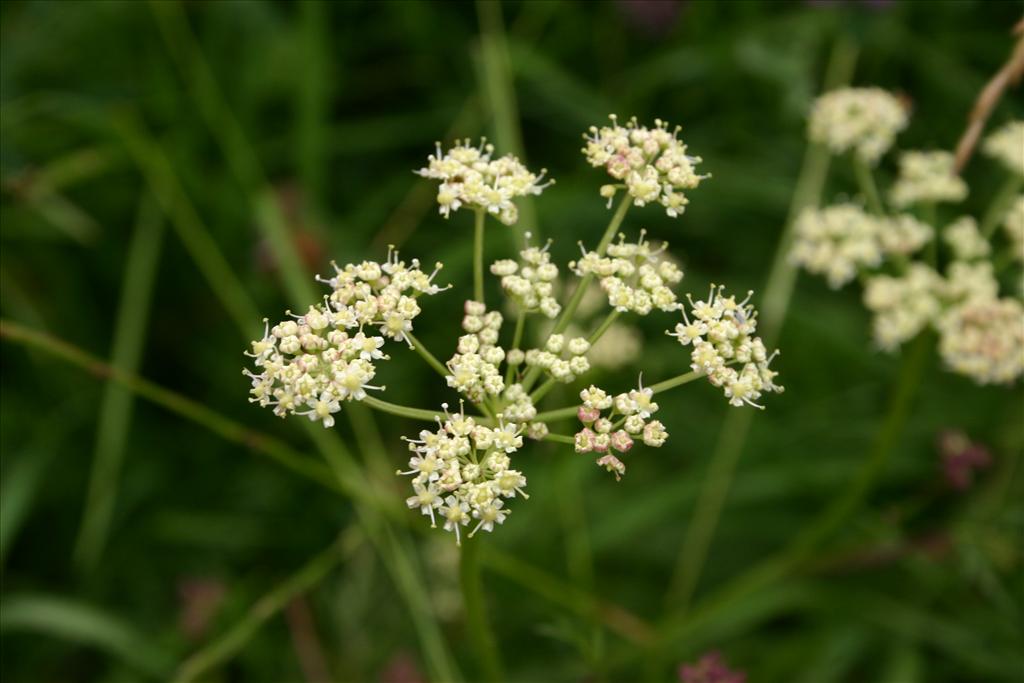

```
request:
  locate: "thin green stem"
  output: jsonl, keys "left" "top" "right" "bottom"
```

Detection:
{"left": 523, "top": 195, "right": 631, "bottom": 391}
{"left": 460, "top": 537, "right": 504, "bottom": 682}
{"left": 532, "top": 370, "right": 702, "bottom": 425}
{"left": 174, "top": 532, "right": 358, "bottom": 683}
{"left": 853, "top": 156, "right": 885, "bottom": 216}
{"left": 362, "top": 396, "right": 491, "bottom": 425}
{"left": 505, "top": 311, "right": 526, "bottom": 385}
{"left": 542, "top": 433, "right": 576, "bottom": 445}
{"left": 980, "top": 173, "right": 1023, "bottom": 239}
{"left": 654, "top": 333, "right": 931, "bottom": 657}
{"left": 647, "top": 370, "right": 702, "bottom": 395}
{"left": 0, "top": 320, "right": 344, "bottom": 496}
{"left": 534, "top": 405, "right": 579, "bottom": 423}
{"left": 587, "top": 309, "right": 621, "bottom": 346}
{"left": 405, "top": 331, "right": 450, "bottom": 379}
{"left": 474, "top": 208, "right": 486, "bottom": 304}
{"left": 529, "top": 377, "right": 558, "bottom": 404}
{"left": 660, "top": 35, "right": 859, "bottom": 615}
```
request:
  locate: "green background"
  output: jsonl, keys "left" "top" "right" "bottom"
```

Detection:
{"left": 1, "top": 1, "right": 1022, "bottom": 681}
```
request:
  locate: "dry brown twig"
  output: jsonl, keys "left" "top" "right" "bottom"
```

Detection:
{"left": 953, "top": 19, "right": 1024, "bottom": 172}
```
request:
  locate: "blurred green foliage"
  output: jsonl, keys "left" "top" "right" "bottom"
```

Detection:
{"left": 1, "top": 1, "right": 1022, "bottom": 682}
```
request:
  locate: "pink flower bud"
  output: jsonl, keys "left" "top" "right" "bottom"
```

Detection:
{"left": 577, "top": 405, "right": 601, "bottom": 424}
{"left": 610, "top": 430, "right": 634, "bottom": 453}
{"left": 596, "top": 454, "right": 625, "bottom": 481}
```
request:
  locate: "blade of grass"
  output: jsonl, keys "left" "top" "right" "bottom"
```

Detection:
{"left": 475, "top": 0, "right": 538, "bottom": 237}
{"left": 74, "top": 192, "right": 165, "bottom": 572}
{"left": 297, "top": 0, "right": 330, "bottom": 216}
{"left": 114, "top": 116, "right": 261, "bottom": 337}
{"left": 482, "top": 547, "right": 654, "bottom": 646}
{"left": 149, "top": 0, "right": 317, "bottom": 306}
{"left": 173, "top": 530, "right": 360, "bottom": 683}
{"left": 663, "top": 34, "right": 859, "bottom": 610}
{"left": 0, "top": 320, "right": 346, "bottom": 497}
{"left": 115, "top": 108, "right": 461, "bottom": 679}
{"left": 0, "top": 594, "right": 174, "bottom": 678}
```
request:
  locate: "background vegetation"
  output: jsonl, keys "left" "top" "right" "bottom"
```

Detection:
{"left": 1, "top": 1, "right": 1021, "bottom": 681}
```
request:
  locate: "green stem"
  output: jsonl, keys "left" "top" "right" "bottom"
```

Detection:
{"left": 542, "top": 433, "right": 576, "bottom": 445}
{"left": 654, "top": 333, "right": 931, "bottom": 656}
{"left": 0, "top": 320, "right": 344, "bottom": 496}
{"left": 529, "top": 378, "right": 558, "bottom": 404}
{"left": 853, "top": 156, "right": 885, "bottom": 216}
{"left": 922, "top": 202, "right": 938, "bottom": 267}
{"left": 405, "top": 331, "right": 450, "bottom": 379}
{"left": 587, "top": 309, "right": 621, "bottom": 346}
{"left": 980, "top": 173, "right": 1023, "bottom": 239}
{"left": 523, "top": 195, "right": 631, "bottom": 391}
{"left": 474, "top": 208, "right": 486, "bottom": 304}
{"left": 534, "top": 405, "right": 580, "bottom": 423}
{"left": 660, "top": 35, "right": 859, "bottom": 616}
{"left": 174, "top": 532, "right": 357, "bottom": 683}
{"left": 460, "top": 537, "right": 504, "bottom": 682}
{"left": 362, "top": 396, "right": 491, "bottom": 425}
{"left": 531, "top": 370, "right": 702, "bottom": 425}
{"left": 505, "top": 311, "right": 526, "bottom": 385}
{"left": 647, "top": 370, "right": 702, "bottom": 395}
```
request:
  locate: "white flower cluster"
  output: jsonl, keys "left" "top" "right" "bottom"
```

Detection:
{"left": 582, "top": 115, "right": 708, "bottom": 217}
{"left": 790, "top": 205, "right": 932, "bottom": 288}
{"left": 416, "top": 139, "right": 552, "bottom": 225}
{"left": 982, "top": 120, "right": 1024, "bottom": 176}
{"left": 944, "top": 217, "right": 990, "bottom": 261}
{"left": 808, "top": 87, "right": 908, "bottom": 164}
{"left": 863, "top": 264, "right": 945, "bottom": 351}
{"left": 520, "top": 333, "right": 591, "bottom": 384}
{"left": 862, "top": 260, "right": 1000, "bottom": 352}
{"left": 571, "top": 232, "right": 684, "bottom": 313}
{"left": 573, "top": 381, "right": 668, "bottom": 480}
{"left": 490, "top": 238, "right": 560, "bottom": 318}
{"left": 668, "top": 286, "right": 784, "bottom": 408}
{"left": 889, "top": 151, "right": 968, "bottom": 208}
{"left": 245, "top": 250, "right": 448, "bottom": 427}
{"left": 399, "top": 405, "right": 526, "bottom": 544}
{"left": 446, "top": 301, "right": 505, "bottom": 403}
{"left": 938, "top": 298, "right": 1024, "bottom": 384}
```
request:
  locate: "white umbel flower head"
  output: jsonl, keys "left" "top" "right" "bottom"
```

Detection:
{"left": 808, "top": 87, "right": 908, "bottom": 164}
{"left": 492, "top": 234, "right": 561, "bottom": 318}
{"left": 790, "top": 204, "right": 884, "bottom": 288}
{"left": 245, "top": 249, "right": 449, "bottom": 426}
{"left": 571, "top": 231, "right": 685, "bottom": 313}
{"left": 668, "top": 286, "right": 783, "bottom": 408}
{"left": 889, "top": 151, "right": 967, "bottom": 208}
{"left": 863, "top": 264, "right": 943, "bottom": 351}
{"left": 399, "top": 404, "right": 526, "bottom": 543}
{"left": 416, "top": 139, "right": 553, "bottom": 225}
{"left": 943, "top": 217, "right": 990, "bottom": 262}
{"left": 582, "top": 115, "right": 708, "bottom": 217}
{"left": 938, "top": 298, "right": 1024, "bottom": 385}
{"left": 982, "top": 120, "right": 1024, "bottom": 176}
